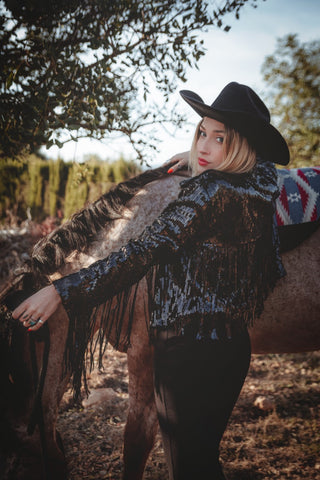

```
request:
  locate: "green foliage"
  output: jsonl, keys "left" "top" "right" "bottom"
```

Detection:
{"left": 112, "top": 156, "right": 140, "bottom": 184}
{"left": 0, "top": 0, "right": 261, "bottom": 161}
{"left": 0, "top": 158, "right": 27, "bottom": 219}
{"left": 261, "top": 34, "right": 320, "bottom": 167}
{"left": 64, "top": 162, "right": 90, "bottom": 219}
{"left": 49, "top": 157, "right": 63, "bottom": 216}
{"left": 28, "top": 156, "right": 47, "bottom": 218}
{"left": 0, "top": 154, "right": 142, "bottom": 224}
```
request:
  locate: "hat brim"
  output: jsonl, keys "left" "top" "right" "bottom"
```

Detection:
{"left": 180, "top": 90, "right": 289, "bottom": 166}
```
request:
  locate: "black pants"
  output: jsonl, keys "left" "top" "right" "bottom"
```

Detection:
{"left": 153, "top": 330, "right": 251, "bottom": 480}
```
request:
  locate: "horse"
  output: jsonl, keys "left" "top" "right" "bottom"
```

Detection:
{"left": 1, "top": 166, "right": 320, "bottom": 480}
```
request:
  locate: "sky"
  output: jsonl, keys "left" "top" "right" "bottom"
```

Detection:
{"left": 42, "top": 0, "right": 320, "bottom": 167}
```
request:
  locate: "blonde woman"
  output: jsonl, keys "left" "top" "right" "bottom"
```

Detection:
{"left": 14, "top": 82, "right": 289, "bottom": 479}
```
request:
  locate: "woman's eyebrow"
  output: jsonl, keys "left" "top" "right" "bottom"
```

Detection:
{"left": 200, "top": 123, "right": 225, "bottom": 133}
{"left": 203, "top": 127, "right": 225, "bottom": 134}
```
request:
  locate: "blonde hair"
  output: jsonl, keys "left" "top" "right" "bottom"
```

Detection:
{"left": 189, "top": 120, "right": 257, "bottom": 175}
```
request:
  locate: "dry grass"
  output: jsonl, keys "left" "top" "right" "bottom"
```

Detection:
{"left": 57, "top": 347, "right": 320, "bottom": 480}
{"left": 2, "top": 224, "right": 319, "bottom": 479}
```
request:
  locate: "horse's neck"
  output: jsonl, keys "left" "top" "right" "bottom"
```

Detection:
{"left": 50, "top": 175, "right": 182, "bottom": 280}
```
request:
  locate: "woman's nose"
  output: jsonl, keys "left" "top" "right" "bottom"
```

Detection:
{"left": 199, "top": 138, "right": 210, "bottom": 154}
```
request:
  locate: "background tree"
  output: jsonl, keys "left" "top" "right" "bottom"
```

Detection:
{"left": 28, "top": 156, "right": 46, "bottom": 218}
{"left": 0, "top": 0, "right": 261, "bottom": 161}
{"left": 261, "top": 34, "right": 320, "bottom": 167}
{"left": 49, "top": 157, "right": 64, "bottom": 217}
{"left": 0, "top": 154, "right": 142, "bottom": 224}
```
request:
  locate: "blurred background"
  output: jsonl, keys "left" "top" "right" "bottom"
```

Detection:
{"left": 0, "top": 4, "right": 319, "bottom": 478}
{"left": 1, "top": 0, "right": 319, "bottom": 225}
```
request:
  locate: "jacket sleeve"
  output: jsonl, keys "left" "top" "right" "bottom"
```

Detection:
{"left": 53, "top": 175, "right": 216, "bottom": 315}
{"left": 53, "top": 162, "right": 278, "bottom": 317}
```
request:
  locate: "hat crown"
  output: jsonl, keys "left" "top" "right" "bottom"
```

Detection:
{"left": 211, "top": 82, "right": 270, "bottom": 124}
{"left": 179, "top": 82, "right": 289, "bottom": 165}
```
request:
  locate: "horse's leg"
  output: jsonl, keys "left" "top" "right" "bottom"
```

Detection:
{"left": 37, "top": 306, "right": 70, "bottom": 479}
{"left": 123, "top": 330, "right": 158, "bottom": 480}
{"left": 0, "top": 307, "right": 69, "bottom": 480}
{"left": 0, "top": 323, "right": 40, "bottom": 480}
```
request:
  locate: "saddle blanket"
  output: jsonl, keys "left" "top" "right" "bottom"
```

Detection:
{"left": 276, "top": 166, "right": 320, "bottom": 226}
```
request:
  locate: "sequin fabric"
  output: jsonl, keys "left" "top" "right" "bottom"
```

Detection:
{"left": 54, "top": 161, "right": 285, "bottom": 344}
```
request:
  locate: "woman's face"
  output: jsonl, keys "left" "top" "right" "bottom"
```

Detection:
{"left": 195, "top": 117, "right": 225, "bottom": 174}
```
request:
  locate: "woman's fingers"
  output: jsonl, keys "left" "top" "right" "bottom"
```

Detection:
{"left": 12, "top": 301, "right": 29, "bottom": 321}
{"left": 164, "top": 151, "right": 190, "bottom": 173}
{"left": 162, "top": 157, "right": 177, "bottom": 166}
{"left": 12, "top": 285, "right": 62, "bottom": 330}
{"left": 26, "top": 315, "right": 49, "bottom": 332}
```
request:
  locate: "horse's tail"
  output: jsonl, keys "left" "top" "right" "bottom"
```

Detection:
{"left": 0, "top": 270, "right": 48, "bottom": 394}
{"left": 0, "top": 270, "right": 52, "bottom": 469}
{"left": 0, "top": 269, "right": 49, "bottom": 323}
{"left": 32, "top": 165, "right": 179, "bottom": 275}
{"left": 0, "top": 269, "right": 50, "bottom": 351}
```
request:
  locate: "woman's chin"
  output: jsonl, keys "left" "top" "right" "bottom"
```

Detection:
{"left": 195, "top": 165, "right": 209, "bottom": 175}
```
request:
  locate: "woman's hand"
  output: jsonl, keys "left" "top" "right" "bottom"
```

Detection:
{"left": 12, "top": 284, "right": 62, "bottom": 331}
{"left": 163, "top": 151, "right": 190, "bottom": 174}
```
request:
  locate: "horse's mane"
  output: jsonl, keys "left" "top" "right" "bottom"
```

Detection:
{"left": 0, "top": 165, "right": 186, "bottom": 402}
{"left": 32, "top": 166, "right": 176, "bottom": 275}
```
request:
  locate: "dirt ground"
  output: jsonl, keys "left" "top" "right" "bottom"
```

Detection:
{"left": 57, "top": 346, "right": 320, "bottom": 480}
{"left": 1, "top": 224, "right": 319, "bottom": 479}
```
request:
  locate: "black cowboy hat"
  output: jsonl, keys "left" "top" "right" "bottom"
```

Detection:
{"left": 180, "top": 82, "right": 289, "bottom": 165}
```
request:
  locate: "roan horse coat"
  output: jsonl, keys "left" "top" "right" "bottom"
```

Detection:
{"left": 1, "top": 169, "right": 319, "bottom": 479}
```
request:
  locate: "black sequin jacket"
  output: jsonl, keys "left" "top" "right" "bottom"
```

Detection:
{"left": 53, "top": 161, "right": 285, "bottom": 344}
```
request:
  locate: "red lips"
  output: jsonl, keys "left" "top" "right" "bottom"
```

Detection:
{"left": 198, "top": 158, "right": 209, "bottom": 166}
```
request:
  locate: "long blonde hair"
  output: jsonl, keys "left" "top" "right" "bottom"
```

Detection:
{"left": 189, "top": 120, "right": 257, "bottom": 175}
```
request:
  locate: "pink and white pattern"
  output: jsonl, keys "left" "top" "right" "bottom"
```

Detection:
{"left": 276, "top": 167, "right": 320, "bottom": 226}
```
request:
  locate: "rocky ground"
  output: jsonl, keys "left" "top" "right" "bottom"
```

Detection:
{"left": 1, "top": 222, "right": 319, "bottom": 479}
{"left": 0, "top": 218, "right": 59, "bottom": 284}
{"left": 57, "top": 345, "right": 320, "bottom": 480}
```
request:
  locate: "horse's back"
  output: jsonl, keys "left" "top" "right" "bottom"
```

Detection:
{"left": 52, "top": 173, "right": 320, "bottom": 355}
{"left": 124, "top": 175, "right": 320, "bottom": 355}
{"left": 250, "top": 226, "right": 320, "bottom": 353}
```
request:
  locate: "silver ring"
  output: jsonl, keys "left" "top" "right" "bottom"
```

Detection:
{"left": 38, "top": 319, "right": 43, "bottom": 324}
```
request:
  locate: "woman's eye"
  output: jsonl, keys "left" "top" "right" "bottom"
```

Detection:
{"left": 199, "top": 130, "right": 206, "bottom": 137}
{"left": 217, "top": 136, "right": 224, "bottom": 144}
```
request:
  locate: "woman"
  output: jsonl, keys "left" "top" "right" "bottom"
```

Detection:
{"left": 13, "top": 82, "right": 289, "bottom": 479}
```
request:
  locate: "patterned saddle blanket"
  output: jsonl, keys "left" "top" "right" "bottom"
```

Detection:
{"left": 276, "top": 166, "right": 320, "bottom": 226}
